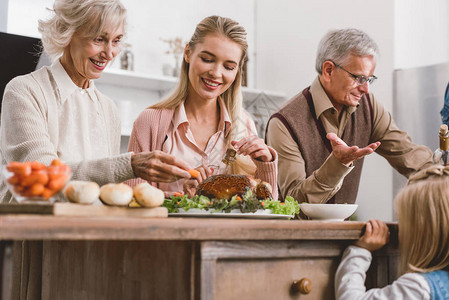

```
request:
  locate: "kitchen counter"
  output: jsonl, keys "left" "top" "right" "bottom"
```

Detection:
{"left": 0, "top": 216, "right": 399, "bottom": 300}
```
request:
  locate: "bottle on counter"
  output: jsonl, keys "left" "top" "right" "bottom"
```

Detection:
{"left": 433, "top": 124, "right": 449, "bottom": 165}
{"left": 120, "top": 43, "right": 134, "bottom": 71}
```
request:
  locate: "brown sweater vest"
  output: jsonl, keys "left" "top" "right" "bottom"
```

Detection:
{"left": 269, "top": 87, "right": 373, "bottom": 204}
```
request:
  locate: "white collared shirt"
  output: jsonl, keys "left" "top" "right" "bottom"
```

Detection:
{"left": 51, "top": 60, "right": 110, "bottom": 162}
{"left": 159, "top": 98, "right": 232, "bottom": 193}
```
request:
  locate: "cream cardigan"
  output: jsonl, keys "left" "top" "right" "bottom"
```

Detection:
{"left": 0, "top": 62, "right": 135, "bottom": 203}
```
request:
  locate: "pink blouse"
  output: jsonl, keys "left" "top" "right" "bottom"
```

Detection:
{"left": 126, "top": 99, "right": 279, "bottom": 199}
{"left": 159, "top": 98, "right": 233, "bottom": 193}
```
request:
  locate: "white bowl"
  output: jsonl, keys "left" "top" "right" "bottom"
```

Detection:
{"left": 299, "top": 203, "right": 358, "bottom": 221}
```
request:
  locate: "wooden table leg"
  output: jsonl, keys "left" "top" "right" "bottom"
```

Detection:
{"left": 0, "top": 241, "right": 13, "bottom": 300}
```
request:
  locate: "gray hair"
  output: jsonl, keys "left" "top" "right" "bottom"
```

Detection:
{"left": 315, "top": 28, "right": 379, "bottom": 74}
{"left": 38, "top": 0, "right": 127, "bottom": 60}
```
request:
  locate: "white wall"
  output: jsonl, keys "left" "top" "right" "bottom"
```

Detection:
{"left": 6, "top": 0, "right": 52, "bottom": 36}
{"left": 0, "top": 0, "right": 8, "bottom": 32}
{"left": 118, "top": 0, "right": 256, "bottom": 86}
{"left": 255, "top": 0, "right": 395, "bottom": 108}
{"left": 394, "top": 0, "right": 449, "bottom": 69}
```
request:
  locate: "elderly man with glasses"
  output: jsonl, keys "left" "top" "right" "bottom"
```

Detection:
{"left": 266, "top": 28, "right": 433, "bottom": 213}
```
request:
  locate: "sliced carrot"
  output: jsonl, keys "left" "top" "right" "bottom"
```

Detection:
{"left": 47, "top": 175, "right": 66, "bottom": 191}
{"left": 6, "top": 161, "right": 22, "bottom": 172}
{"left": 28, "top": 183, "right": 45, "bottom": 197}
{"left": 173, "top": 192, "right": 183, "bottom": 197}
{"left": 41, "top": 188, "right": 56, "bottom": 200}
{"left": 6, "top": 162, "right": 31, "bottom": 176}
{"left": 20, "top": 175, "right": 36, "bottom": 187}
{"left": 34, "top": 171, "right": 49, "bottom": 185}
{"left": 21, "top": 171, "right": 49, "bottom": 187}
{"left": 50, "top": 159, "right": 64, "bottom": 166}
{"left": 188, "top": 169, "right": 200, "bottom": 178}
{"left": 236, "top": 196, "right": 242, "bottom": 201}
{"left": 7, "top": 175, "right": 21, "bottom": 185}
{"left": 29, "top": 161, "right": 46, "bottom": 170}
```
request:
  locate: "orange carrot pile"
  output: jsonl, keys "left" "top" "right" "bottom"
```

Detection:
{"left": 6, "top": 159, "right": 71, "bottom": 200}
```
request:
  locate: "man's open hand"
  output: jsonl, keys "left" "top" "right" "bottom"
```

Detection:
{"left": 326, "top": 133, "right": 380, "bottom": 165}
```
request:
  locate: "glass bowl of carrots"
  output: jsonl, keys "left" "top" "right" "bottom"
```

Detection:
{"left": 3, "top": 159, "right": 72, "bottom": 204}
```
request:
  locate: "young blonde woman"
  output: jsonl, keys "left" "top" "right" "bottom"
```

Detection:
{"left": 127, "top": 16, "right": 278, "bottom": 198}
{"left": 335, "top": 164, "right": 449, "bottom": 299}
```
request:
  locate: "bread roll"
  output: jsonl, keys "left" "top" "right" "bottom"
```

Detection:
{"left": 133, "top": 182, "right": 164, "bottom": 208}
{"left": 65, "top": 181, "right": 100, "bottom": 204}
{"left": 100, "top": 183, "right": 133, "bottom": 206}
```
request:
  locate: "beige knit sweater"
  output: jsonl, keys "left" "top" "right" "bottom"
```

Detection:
{"left": 0, "top": 62, "right": 135, "bottom": 203}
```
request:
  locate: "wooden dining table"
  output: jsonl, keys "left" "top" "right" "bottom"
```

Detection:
{"left": 0, "top": 214, "right": 399, "bottom": 300}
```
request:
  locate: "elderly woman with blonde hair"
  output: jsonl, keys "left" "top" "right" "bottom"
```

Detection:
{"left": 0, "top": 0, "right": 192, "bottom": 204}
{"left": 127, "top": 15, "right": 278, "bottom": 198}
{"left": 335, "top": 164, "right": 449, "bottom": 299}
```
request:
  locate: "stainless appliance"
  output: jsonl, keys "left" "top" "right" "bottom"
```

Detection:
{"left": 392, "top": 62, "right": 449, "bottom": 213}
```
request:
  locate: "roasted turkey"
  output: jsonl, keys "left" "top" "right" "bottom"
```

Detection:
{"left": 195, "top": 174, "right": 273, "bottom": 200}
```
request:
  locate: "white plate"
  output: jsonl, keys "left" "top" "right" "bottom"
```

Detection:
{"left": 169, "top": 208, "right": 293, "bottom": 219}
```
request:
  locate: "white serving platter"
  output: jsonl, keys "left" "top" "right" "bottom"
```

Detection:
{"left": 169, "top": 208, "right": 292, "bottom": 219}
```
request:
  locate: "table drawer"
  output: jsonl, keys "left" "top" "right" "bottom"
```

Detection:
{"left": 200, "top": 240, "right": 345, "bottom": 300}
{"left": 215, "top": 257, "right": 337, "bottom": 300}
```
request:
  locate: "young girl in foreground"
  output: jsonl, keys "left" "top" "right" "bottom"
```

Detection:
{"left": 335, "top": 165, "right": 449, "bottom": 299}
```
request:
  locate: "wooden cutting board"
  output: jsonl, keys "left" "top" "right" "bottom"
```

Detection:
{"left": 0, "top": 202, "right": 168, "bottom": 218}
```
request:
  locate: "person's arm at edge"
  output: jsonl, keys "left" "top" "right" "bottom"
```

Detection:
{"left": 369, "top": 94, "right": 433, "bottom": 178}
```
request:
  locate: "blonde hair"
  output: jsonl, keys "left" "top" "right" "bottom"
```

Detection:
{"left": 151, "top": 15, "right": 256, "bottom": 175}
{"left": 38, "top": 0, "right": 127, "bottom": 60}
{"left": 396, "top": 165, "right": 449, "bottom": 275}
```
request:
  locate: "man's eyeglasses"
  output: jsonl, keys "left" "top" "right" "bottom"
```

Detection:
{"left": 332, "top": 61, "right": 377, "bottom": 85}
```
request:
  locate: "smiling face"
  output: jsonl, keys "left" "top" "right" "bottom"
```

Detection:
{"left": 61, "top": 22, "right": 124, "bottom": 88}
{"left": 321, "top": 54, "right": 376, "bottom": 112}
{"left": 184, "top": 33, "right": 243, "bottom": 103}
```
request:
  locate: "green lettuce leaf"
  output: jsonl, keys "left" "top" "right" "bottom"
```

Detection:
{"left": 163, "top": 193, "right": 300, "bottom": 216}
{"left": 263, "top": 196, "right": 300, "bottom": 216}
